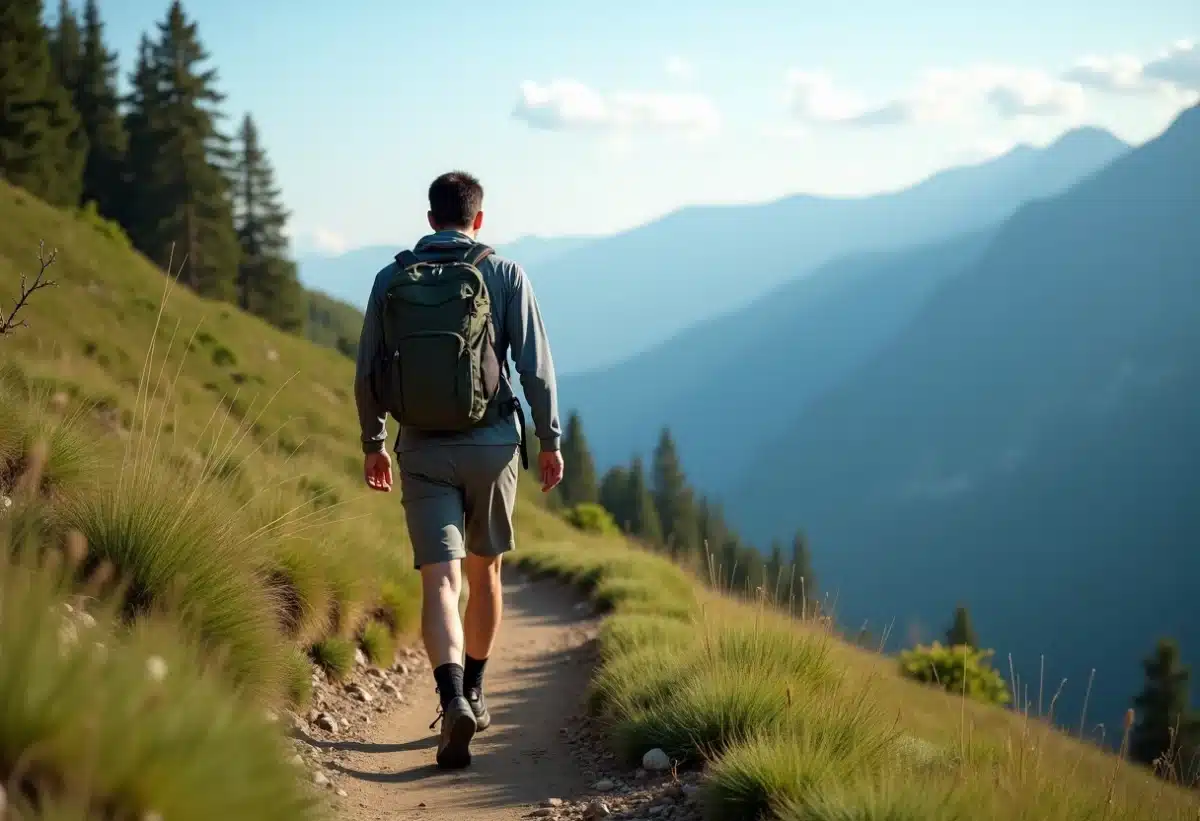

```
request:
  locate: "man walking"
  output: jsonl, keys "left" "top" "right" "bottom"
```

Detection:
{"left": 353, "top": 171, "right": 564, "bottom": 770}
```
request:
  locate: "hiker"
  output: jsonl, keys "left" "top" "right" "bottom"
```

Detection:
{"left": 353, "top": 170, "right": 564, "bottom": 770}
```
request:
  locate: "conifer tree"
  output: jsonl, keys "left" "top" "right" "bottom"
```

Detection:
{"left": 651, "top": 427, "right": 700, "bottom": 558}
{"left": 765, "top": 539, "right": 784, "bottom": 602}
{"left": 697, "top": 496, "right": 728, "bottom": 562}
{"left": 74, "top": 0, "right": 127, "bottom": 218}
{"left": 626, "top": 457, "right": 662, "bottom": 546}
{"left": 48, "top": 0, "right": 81, "bottom": 91}
{"left": 232, "top": 113, "right": 304, "bottom": 331}
{"left": 0, "top": 0, "right": 87, "bottom": 206}
{"left": 559, "top": 411, "right": 599, "bottom": 507}
{"left": 945, "top": 604, "right": 978, "bottom": 648}
{"left": 1130, "top": 638, "right": 1200, "bottom": 771}
{"left": 599, "top": 465, "right": 631, "bottom": 531}
{"left": 790, "top": 530, "right": 818, "bottom": 615}
{"left": 123, "top": 1, "right": 238, "bottom": 299}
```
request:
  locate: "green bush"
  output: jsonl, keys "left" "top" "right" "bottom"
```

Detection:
{"left": 564, "top": 502, "right": 618, "bottom": 535}
{"left": 311, "top": 636, "right": 356, "bottom": 681}
{"left": 359, "top": 619, "right": 395, "bottom": 667}
{"left": 77, "top": 200, "right": 132, "bottom": 250}
{"left": 898, "top": 641, "right": 1011, "bottom": 706}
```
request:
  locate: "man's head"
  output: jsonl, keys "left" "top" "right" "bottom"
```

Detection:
{"left": 427, "top": 171, "right": 484, "bottom": 236}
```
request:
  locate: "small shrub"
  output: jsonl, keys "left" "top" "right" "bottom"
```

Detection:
{"left": 564, "top": 502, "right": 618, "bottom": 535}
{"left": 283, "top": 647, "right": 315, "bottom": 709}
{"left": 376, "top": 577, "right": 420, "bottom": 637}
{"left": 211, "top": 345, "right": 237, "bottom": 367}
{"left": 898, "top": 641, "right": 1011, "bottom": 706}
{"left": 77, "top": 200, "right": 132, "bottom": 250}
{"left": 360, "top": 620, "right": 395, "bottom": 667}
{"left": 311, "top": 636, "right": 356, "bottom": 681}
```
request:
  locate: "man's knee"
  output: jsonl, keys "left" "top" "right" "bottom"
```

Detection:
{"left": 464, "top": 553, "right": 502, "bottom": 588}
{"left": 421, "top": 560, "right": 463, "bottom": 598}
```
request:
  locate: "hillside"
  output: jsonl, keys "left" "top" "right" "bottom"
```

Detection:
{"left": 726, "top": 103, "right": 1200, "bottom": 738}
{"left": 530, "top": 127, "right": 1128, "bottom": 376}
{"left": 559, "top": 228, "right": 997, "bottom": 488}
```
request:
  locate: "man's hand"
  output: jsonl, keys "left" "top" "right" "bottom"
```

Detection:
{"left": 364, "top": 451, "right": 393, "bottom": 492}
{"left": 539, "top": 449, "right": 564, "bottom": 493}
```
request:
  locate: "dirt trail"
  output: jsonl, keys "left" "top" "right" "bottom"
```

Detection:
{"left": 327, "top": 575, "right": 600, "bottom": 821}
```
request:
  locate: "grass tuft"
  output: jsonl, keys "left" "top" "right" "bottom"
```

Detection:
{"left": 360, "top": 619, "right": 396, "bottom": 667}
{"left": 311, "top": 636, "right": 356, "bottom": 681}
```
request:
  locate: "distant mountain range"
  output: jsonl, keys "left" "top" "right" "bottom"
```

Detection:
{"left": 557, "top": 127, "right": 1131, "bottom": 484}
{"left": 722, "top": 104, "right": 1200, "bottom": 737}
{"left": 297, "top": 234, "right": 597, "bottom": 310}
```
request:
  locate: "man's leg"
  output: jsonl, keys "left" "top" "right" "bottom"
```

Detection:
{"left": 398, "top": 447, "right": 477, "bottom": 769}
{"left": 463, "top": 553, "right": 503, "bottom": 729}
{"left": 460, "top": 443, "right": 520, "bottom": 730}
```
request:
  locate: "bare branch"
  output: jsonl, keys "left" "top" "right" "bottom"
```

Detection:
{"left": 0, "top": 241, "right": 58, "bottom": 338}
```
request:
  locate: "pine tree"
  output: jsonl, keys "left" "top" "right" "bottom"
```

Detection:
{"left": 945, "top": 604, "right": 978, "bottom": 648}
{"left": 697, "top": 496, "right": 728, "bottom": 561}
{"left": 123, "top": 1, "right": 238, "bottom": 299}
{"left": 48, "top": 0, "right": 81, "bottom": 91}
{"left": 74, "top": 0, "right": 127, "bottom": 219}
{"left": 651, "top": 427, "right": 700, "bottom": 557}
{"left": 789, "top": 530, "right": 818, "bottom": 616}
{"left": 765, "top": 539, "right": 784, "bottom": 603}
{"left": 232, "top": 113, "right": 303, "bottom": 331}
{"left": 0, "top": 0, "right": 87, "bottom": 206}
{"left": 559, "top": 411, "right": 599, "bottom": 507}
{"left": 1130, "top": 638, "right": 1200, "bottom": 771}
{"left": 599, "top": 466, "right": 631, "bottom": 531}
{"left": 626, "top": 457, "right": 662, "bottom": 546}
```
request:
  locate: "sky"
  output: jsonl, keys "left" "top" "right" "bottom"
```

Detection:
{"left": 80, "top": 0, "right": 1199, "bottom": 254}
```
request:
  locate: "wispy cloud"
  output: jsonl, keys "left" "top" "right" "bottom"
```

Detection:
{"left": 1064, "top": 39, "right": 1199, "bottom": 101}
{"left": 513, "top": 79, "right": 721, "bottom": 137}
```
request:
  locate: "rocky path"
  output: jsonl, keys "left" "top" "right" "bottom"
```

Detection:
{"left": 287, "top": 572, "right": 705, "bottom": 821}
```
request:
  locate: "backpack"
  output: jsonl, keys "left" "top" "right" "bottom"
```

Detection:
{"left": 371, "top": 242, "right": 503, "bottom": 432}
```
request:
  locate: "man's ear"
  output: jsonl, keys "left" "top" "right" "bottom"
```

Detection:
{"left": 427, "top": 211, "right": 437, "bottom": 230}
{"left": 473, "top": 210, "right": 484, "bottom": 232}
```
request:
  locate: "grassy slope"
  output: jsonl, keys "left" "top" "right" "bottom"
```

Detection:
{"left": 2, "top": 179, "right": 1196, "bottom": 819}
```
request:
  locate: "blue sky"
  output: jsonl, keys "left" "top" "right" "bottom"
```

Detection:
{"left": 81, "top": 0, "right": 1198, "bottom": 253}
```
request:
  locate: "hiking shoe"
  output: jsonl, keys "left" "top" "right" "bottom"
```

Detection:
{"left": 433, "top": 696, "right": 477, "bottom": 770}
{"left": 467, "top": 688, "right": 491, "bottom": 731}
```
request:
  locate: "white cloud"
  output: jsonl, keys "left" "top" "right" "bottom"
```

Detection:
{"left": 665, "top": 55, "right": 695, "bottom": 81}
{"left": 784, "top": 64, "right": 1085, "bottom": 129}
{"left": 310, "top": 228, "right": 349, "bottom": 255}
{"left": 1063, "top": 39, "right": 1200, "bottom": 101}
{"left": 513, "top": 79, "right": 721, "bottom": 136}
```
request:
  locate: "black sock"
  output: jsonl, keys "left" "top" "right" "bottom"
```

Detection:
{"left": 464, "top": 654, "right": 488, "bottom": 695}
{"left": 433, "top": 663, "right": 464, "bottom": 708}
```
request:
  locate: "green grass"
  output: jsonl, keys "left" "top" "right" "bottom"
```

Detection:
{"left": 0, "top": 536, "right": 323, "bottom": 820}
{"left": 311, "top": 636, "right": 357, "bottom": 681}
{"left": 512, "top": 540, "right": 1200, "bottom": 821}
{"left": 360, "top": 619, "right": 396, "bottom": 667}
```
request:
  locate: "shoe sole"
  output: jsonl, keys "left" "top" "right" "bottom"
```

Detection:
{"left": 436, "top": 710, "right": 477, "bottom": 769}
{"left": 473, "top": 707, "right": 491, "bottom": 732}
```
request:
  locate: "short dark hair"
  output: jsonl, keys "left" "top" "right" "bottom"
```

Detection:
{"left": 428, "top": 171, "right": 484, "bottom": 228}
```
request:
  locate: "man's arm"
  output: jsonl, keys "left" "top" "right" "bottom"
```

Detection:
{"left": 354, "top": 269, "right": 390, "bottom": 455}
{"left": 505, "top": 266, "right": 562, "bottom": 452}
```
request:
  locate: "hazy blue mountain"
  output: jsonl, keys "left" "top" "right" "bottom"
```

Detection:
{"left": 725, "top": 104, "right": 1200, "bottom": 738}
{"left": 537, "top": 127, "right": 1129, "bottom": 375}
{"left": 297, "top": 233, "right": 598, "bottom": 310}
{"left": 560, "top": 230, "right": 998, "bottom": 489}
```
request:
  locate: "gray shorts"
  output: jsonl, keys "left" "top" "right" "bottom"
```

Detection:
{"left": 397, "top": 443, "right": 520, "bottom": 569}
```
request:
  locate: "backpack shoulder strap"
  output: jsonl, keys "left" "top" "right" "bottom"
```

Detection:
{"left": 394, "top": 250, "right": 420, "bottom": 269}
{"left": 464, "top": 243, "right": 494, "bottom": 268}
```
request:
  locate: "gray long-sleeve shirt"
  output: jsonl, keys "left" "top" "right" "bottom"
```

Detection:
{"left": 353, "top": 229, "right": 562, "bottom": 455}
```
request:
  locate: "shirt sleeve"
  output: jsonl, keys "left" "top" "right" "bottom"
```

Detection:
{"left": 505, "top": 264, "right": 562, "bottom": 452}
{"left": 353, "top": 268, "right": 390, "bottom": 454}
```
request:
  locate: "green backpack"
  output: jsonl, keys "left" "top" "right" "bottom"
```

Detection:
{"left": 371, "top": 243, "right": 502, "bottom": 432}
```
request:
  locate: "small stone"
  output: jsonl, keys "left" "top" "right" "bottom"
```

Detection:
{"left": 314, "top": 713, "right": 338, "bottom": 733}
{"left": 337, "top": 789, "right": 348, "bottom": 798}
{"left": 312, "top": 771, "right": 330, "bottom": 787}
{"left": 642, "top": 748, "right": 671, "bottom": 772}
{"left": 366, "top": 667, "right": 385, "bottom": 678}
{"left": 584, "top": 801, "right": 611, "bottom": 820}
{"left": 529, "top": 810, "right": 554, "bottom": 818}
{"left": 593, "top": 780, "right": 615, "bottom": 792}
{"left": 542, "top": 798, "right": 564, "bottom": 808}
{"left": 266, "top": 347, "right": 280, "bottom": 362}
{"left": 381, "top": 681, "right": 402, "bottom": 697}
{"left": 0, "top": 495, "right": 13, "bottom": 514}
{"left": 145, "top": 655, "right": 168, "bottom": 683}
{"left": 264, "top": 709, "right": 279, "bottom": 723}
{"left": 634, "top": 769, "right": 647, "bottom": 780}
{"left": 75, "top": 611, "right": 97, "bottom": 629}
{"left": 393, "top": 661, "right": 411, "bottom": 675}
{"left": 682, "top": 785, "right": 700, "bottom": 800}
{"left": 354, "top": 648, "right": 368, "bottom": 666}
